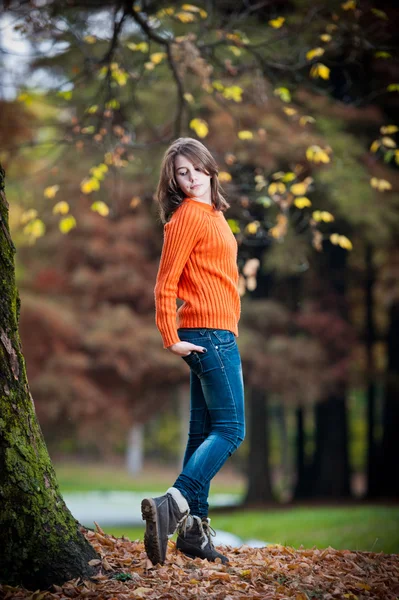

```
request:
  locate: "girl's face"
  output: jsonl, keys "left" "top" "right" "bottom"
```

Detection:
{"left": 174, "top": 154, "right": 212, "bottom": 203}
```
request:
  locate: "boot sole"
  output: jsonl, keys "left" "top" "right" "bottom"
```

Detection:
{"left": 141, "top": 498, "right": 164, "bottom": 565}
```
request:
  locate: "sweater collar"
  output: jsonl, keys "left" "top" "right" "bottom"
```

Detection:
{"left": 184, "top": 197, "right": 218, "bottom": 213}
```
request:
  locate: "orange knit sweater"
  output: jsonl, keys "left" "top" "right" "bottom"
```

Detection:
{"left": 154, "top": 197, "right": 241, "bottom": 349}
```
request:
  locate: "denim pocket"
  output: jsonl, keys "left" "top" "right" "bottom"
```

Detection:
{"left": 181, "top": 351, "right": 204, "bottom": 376}
{"left": 212, "top": 329, "right": 236, "bottom": 349}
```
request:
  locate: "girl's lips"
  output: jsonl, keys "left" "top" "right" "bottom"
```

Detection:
{"left": 191, "top": 184, "right": 201, "bottom": 188}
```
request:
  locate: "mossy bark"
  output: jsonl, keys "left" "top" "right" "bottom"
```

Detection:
{"left": 0, "top": 165, "right": 99, "bottom": 589}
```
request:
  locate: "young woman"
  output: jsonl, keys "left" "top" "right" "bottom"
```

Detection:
{"left": 141, "top": 137, "right": 245, "bottom": 566}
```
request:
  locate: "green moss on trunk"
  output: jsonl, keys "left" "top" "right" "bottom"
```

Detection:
{"left": 0, "top": 165, "right": 99, "bottom": 589}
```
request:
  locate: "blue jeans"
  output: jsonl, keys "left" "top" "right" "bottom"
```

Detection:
{"left": 173, "top": 328, "right": 245, "bottom": 518}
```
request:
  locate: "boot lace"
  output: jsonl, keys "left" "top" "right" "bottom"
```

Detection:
{"left": 201, "top": 518, "right": 217, "bottom": 549}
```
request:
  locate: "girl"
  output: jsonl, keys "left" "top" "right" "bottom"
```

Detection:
{"left": 141, "top": 137, "right": 245, "bottom": 566}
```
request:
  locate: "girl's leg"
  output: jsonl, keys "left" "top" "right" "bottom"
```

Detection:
{"left": 173, "top": 329, "right": 245, "bottom": 507}
{"left": 182, "top": 368, "right": 211, "bottom": 518}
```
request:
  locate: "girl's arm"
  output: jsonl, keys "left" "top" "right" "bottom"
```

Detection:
{"left": 154, "top": 203, "right": 205, "bottom": 349}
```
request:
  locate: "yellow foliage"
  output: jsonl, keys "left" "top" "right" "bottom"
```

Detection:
{"left": 112, "top": 68, "right": 128, "bottom": 86}
{"left": 175, "top": 11, "right": 195, "bottom": 22}
{"left": 145, "top": 62, "right": 155, "bottom": 71}
{"left": 330, "top": 234, "right": 353, "bottom": 250}
{"left": 387, "top": 84, "right": 399, "bottom": 92}
{"left": 320, "top": 34, "right": 332, "bottom": 42}
{"left": 395, "top": 150, "right": 399, "bottom": 165}
{"left": 80, "top": 178, "right": 100, "bottom": 194}
{"left": 294, "top": 197, "right": 312, "bottom": 209}
{"left": 370, "top": 177, "right": 392, "bottom": 191}
{"left": 269, "top": 214, "right": 288, "bottom": 239}
{"left": 218, "top": 171, "right": 232, "bottom": 182}
{"left": 283, "top": 107, "right": 297, "bottom": 116}
{"left": 52, "top": 201, "right": 70, "bottom": 215}
{"left": 44, "top": 185, "right": 60, "bottom": 199}
{"left": 23, "top": 218, "right": 45, "bottom": 239}
{"left": 310, "top": 63, "right": 330, "bottom": 80}
{"left": 341, "top": 0, "right": 356, "bottom": 9}
{"left": 229, "top": 45, "right": 242, "bottom": 57}
{"left": 105, "top": 99, "right": 120, "bottom": 109}
{"left": 380, "top": 125, "right": 398, "bottom": 134}
{"left": 369, "top": 140, "right": 381, "bottom": 153}
{"left": 182, "top": 4, "right": 207, "bottom": 17}
{"left": 184, "top": 93, "right": 194, "bottom": 103}
{"left": 306, "top": 145, "right": 331, "bottom": 163}
{"left": 87, "top": 105, "right": 98, "bottom": 114}
{"left": 245, "top": 221, "right": 260, "bottom": 235}
{"left": 227, "top": 219, "right": 240, "bottom": 234}
{"left": 130, "top": 196, "right": 141, "bottom": 208}
{"left": 291, "top": 182, "right": 308, "bottom": 195}
{"left": 151, "top": 52, "right": 166, "bottom": 64}
{"left": 59, "top": 216, "right": 77, "bottom": 234}
{"left": 375, "top": 51, "right": 392, "bottom": 59}
{"left": 306, "top": 47, "right": 325, "bottom": 61}
{"left": 268, "top": 17, "right": 285, "bottom": 28}
{"left": 381, "top": 136, "right": 396, "bottom": 148}
{"left": 190, "top": 118, "right": 209, "bottom": 138}
{"left": 156, "top": 7, "right": 175, "bottom": 17}
{"left": 91, "top": 201, "right": 110, "bottom": 217}
{"left": 90, "top": 164, "right": 108, "bottom": 180}
{"left": 238, "top": 130, "right": 253, "bottom": 140}
{"left": 299, "top": 115, "right": 316, "bottom": 126}
{"left": 281, "top": 172, "right": 296, "bottom": 182}
{"left": 20, "top": 209, "right": 38, "bottom": 224}
{"left": 371, "top": 8, "right": 387, "bottom": 19}
{"left": 274, "top": 87, "right": 291, "bottom": 102}
{"left": 268, "top": 182, "right": 286, "bottom": 195}
{"left": 223, "top": 86, "right": 243, "bottom": 102}
{"left": 84, "top": 35, "right": 96, "bottom": 44}
{"left": 313, "top": 210, "right": 334, "bottom": 222}
{"left": 127, "top": 42, "right": 149, "bottom": 52}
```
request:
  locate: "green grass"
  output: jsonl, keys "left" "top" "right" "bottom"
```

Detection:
{"left": 105, "top": 506, "right": 399, "bottom": 555}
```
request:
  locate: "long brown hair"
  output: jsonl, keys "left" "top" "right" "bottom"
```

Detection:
{"left": 155, "top": 137, "right": 230, "bottom": 224}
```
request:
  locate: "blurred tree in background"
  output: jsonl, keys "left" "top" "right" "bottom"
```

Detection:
{"left": 1, "top": 0, "right": 399, "bottom": 586}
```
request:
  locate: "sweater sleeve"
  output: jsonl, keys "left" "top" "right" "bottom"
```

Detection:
{"left": 154, "top": 204, "right": 206, "bottom": 349}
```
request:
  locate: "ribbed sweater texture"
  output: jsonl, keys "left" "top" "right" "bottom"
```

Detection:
{"left": 154, "top": 197, "right": 241, "bottom": 349}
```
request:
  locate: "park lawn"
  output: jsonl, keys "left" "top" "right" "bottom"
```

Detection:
{"left": 105, "top": 506, "right": 399, "bottom": 555}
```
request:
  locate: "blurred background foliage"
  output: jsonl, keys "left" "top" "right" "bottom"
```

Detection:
{"left": 1, "top": 0, "right": 398, "bottom": 542}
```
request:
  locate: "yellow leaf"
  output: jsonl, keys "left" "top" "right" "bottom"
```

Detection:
{"left": 395, "top": 150, "right": 399, "bottom": 165}
{"left": 112, "top": 68, "right": 128, "bottom": 86}
{"left": 80, "top": 178, "right": 100, "bottom": 194}
{"left": 86, "top": 105, "right": 98, "bottom": 114}
{"left": 105, "top": 99, "right": 120, "bottom": 109}
{"left": 223, "top": 85, "right": 243, "bottom": 102}
{"left": 238, "top": 130, "right": 253, "bottom": 140}
{"left": 227, "top": 219, "right": 241, "bottom": 234}
{"left": 218, "top": 171, "right": 232, "bottom": 182}
{"left": 371, "top": 8, "right": 387, "bottom": 19}
{"left": 281, "top": 172, "right": 296, "bottom": 182}
{"left": 44, "top": 185, "right": 60, "bottom": 199}
{"left": 370, "top": 140, "right": 380, "bottom": 153}
{"left": 299, "top": 115, "right": 316, "bottom": 126}
{"left": 381, "top": 136, "right": 396, "bottom": 148}
{"left": 370, "top": 177, "right": 392, "bottom": 191}
{"left": 57, "top": 90, "right": 73, "bottom": 100}
{"left": 375, "top": 51, "right": 392, "bottom": 59}
{"left": 306, "top": 145, "right": 331, "bottom": 163}
{"left": 144, "top": 62, "right": 155, "bottom": 70}
{"left": 150, "top": 52, "right": 166, "bottom": 64}
{"left": 341, "top": 0, "right": 356, "bottom": 9}
{"left": 84, "top": 35, "right": 96, "bottom": 44}
{"left": 320, "top": 34, "right": 332, "bottom": 42}
{"left": 91, "top": 201, "right": 110, "bottom": 217}
{"left": 182, "top": 3, "right": 201, "bottom": 11}
{"left": 313, "top": 210, "right": 334, "bottom": 222}
{"left": 310, "top": 62, "right": 330, "bottom": 80}
{"left": 283, "top": 107, "right": 297, "bottom": 116}
{"left": 240, "top": 569, "right": 252, "bottom": 577}
{"left": 20, "top": 209, "right": 38, "bottom": 224}
{"left": 380, "top": 125, "right": 398, "bottom": 134}
{"left": 190, "top": 118, "right": 209, "bottom": 138}
{"left": 23, "top": 218, "right": 45, "bottom": 238}
{"left": 306, "top": 47, "right": 325, "bottom": 61}
{"left": 291, "top": 182, "right": 308, "bottom": 195}
{"left": 90, "top": 163, "right": 109, "bottom": 180}
{"left": 229, "top": 45, "right": 242, "bottom": 56}
{"left": 294, "top": 196, "right": 312, "bottom": 208}
{"left": 184, "top": 93, "right": 194, "bottom": 103}
{"left": 354, "top": 583, "right": 371, "bottom": 591}
{"left": 330, "top": 234, "right": 352, "bottom": 250}
{"left": 268, "top": 182, "right": 286, "bottom": 195}
{"left": 387, "top": 84, "right": 399, "bottom": 92}
{"left": 274, "top": 87, "right": 291, "bottom": 102}
{"left": 130, "top": 196, "right": 141, "bottom": 208}
{"left": 175, "top": 11, "right": 196, "bottom": 22}
{"left": 245, "top": 221, "right": 260, "bottom": 234}
{"left": 269, "top": 214, "right": 288, "bottom": 239}
{"left": 52, "top": 201, "right": 69, "bottom": 215}
{"left": 268, "top": 17, "right": 285, "bottom": 28}
{"left": 59, "top": 216, "right": 76, "bottom": 234}
{"left": 127, "top": 41, "right": 149, "bottom": 52}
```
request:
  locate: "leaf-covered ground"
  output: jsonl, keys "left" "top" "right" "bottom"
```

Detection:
{"left": 1, "top": 524, "right": 398, "bottom": 600}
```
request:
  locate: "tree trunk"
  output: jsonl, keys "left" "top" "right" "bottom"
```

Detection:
{"left": 126, "top": 422, "right": 144, "bottom": 475}
{"left": 378, "top": 301, "right": 399, "bottom": 498}
{"left": 0, "top": 166, "right": 98, "bottom": 589}
{"left": 365, "top": 244, "right": 379, "bottom": 498}
{"left": 244, "top": 387, "right": 274, "bottom": 504}
{"left": 293, "top": 406, "right": 311, "bottom": 499}
{"left": 310, "top": 393, "right": 351, "bottom": 497}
